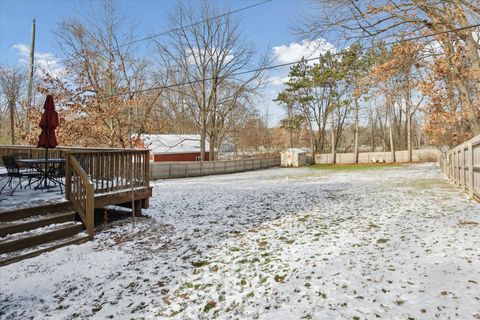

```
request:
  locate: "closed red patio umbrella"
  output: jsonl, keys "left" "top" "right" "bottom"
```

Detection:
{"left": 37, "top": 95, "right": 59, "bottom": 187}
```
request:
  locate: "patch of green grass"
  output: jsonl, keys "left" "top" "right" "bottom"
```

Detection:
{"left": 368, "top": 222, "right": 380, "bottom": 229}
{"left": 191, "top": 260, "right": 210, "bottom": 268}
{"left": 204, "top": 301, "right": 217, "bottom": 313}
{"left": 310, "top": 163, "right": 403, "bottom": 171}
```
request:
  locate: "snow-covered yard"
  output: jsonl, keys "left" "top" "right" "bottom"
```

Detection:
{"left": 1, "top": 163, "right": 479, "bottom": 319}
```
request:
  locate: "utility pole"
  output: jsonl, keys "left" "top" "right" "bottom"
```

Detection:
{"left": 26, "top": 18, "right": 36, "bottom": 133}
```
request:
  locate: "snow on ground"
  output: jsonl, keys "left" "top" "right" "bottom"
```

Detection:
{"left": 0, "top": 168, "right": 64, "bottom": 212}
{"left": 1, "top": 163, "right": 479, "bottom": 319}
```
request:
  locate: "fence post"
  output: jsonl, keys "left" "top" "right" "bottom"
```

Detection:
{"left": 460, "top": 149, "right": 464, "bottom": 187}
{"left": 454, "top": 151, "right": 457, "bottom": 185}
{"left": 457, "top": 150, "right": 462, "bottom": 187}
{"left": 468, "top": 142, "right": 474, "bottom": 199}
{"left": 450, "top": 153, "right": 453, "bottom": 180}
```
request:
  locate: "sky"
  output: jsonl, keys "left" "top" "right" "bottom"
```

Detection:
{"left": 0, "top": 0, "right": 337, "bottom": 127}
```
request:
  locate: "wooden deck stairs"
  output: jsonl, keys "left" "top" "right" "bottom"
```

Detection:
{"left": 0, "top": 202, "right": 88, "bottom": 266}
{"left": 0, "top": 147, "right": 152, "bottom": 267}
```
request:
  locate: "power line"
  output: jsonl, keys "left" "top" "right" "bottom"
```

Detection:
{"left": 119, "top": 0, "right": 272, "bottom": 49}
{"left": 103, "top": 23, "right": 480, "bottom": 98}
{"left": 61, "top": 0, "right": 273, "bottom": 61}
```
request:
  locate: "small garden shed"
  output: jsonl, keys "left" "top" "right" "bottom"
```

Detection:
{"left": 280, "top": 148, "right": 307, "bottom": 167}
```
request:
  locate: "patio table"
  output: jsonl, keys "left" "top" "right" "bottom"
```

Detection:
{"left": 16, "top": 158, "right": 66, "bottom": 191}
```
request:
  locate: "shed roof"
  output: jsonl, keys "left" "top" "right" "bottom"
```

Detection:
{"left": 280, "top": 148, "right": 307, "bottom": 154}
{"left": 138, "top": 134, "right": 210, "bottom": 155}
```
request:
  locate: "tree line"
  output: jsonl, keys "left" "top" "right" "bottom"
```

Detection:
{"left": 0, "top": 0, "right": 478, "bottom": 161}
{"left": 0, "top": 0, "right": 270, "bottom": 160}
{"left": 282, "top": 0, "right": 479, "bottom": 161}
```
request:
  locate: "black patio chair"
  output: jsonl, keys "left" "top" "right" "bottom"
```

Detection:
{"left": 0, "top": 155, "right": 41, "bottom": 196}
{"left": 12, "top": 152, "right": 34, "bottom": 172}
{"left": 47, "top": 162, "right": 66, "bottom": 193}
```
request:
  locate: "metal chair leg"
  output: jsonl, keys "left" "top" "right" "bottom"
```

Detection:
{"left": 9, "top": 179, "right": 22, "bottom": 196}
{"left": 0, "top": 177, "right": 13, "bottom": 194}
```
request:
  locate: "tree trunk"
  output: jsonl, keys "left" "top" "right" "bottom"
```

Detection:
{"left": 354, "top": 99, "right": 359, "bottom": 163}
{"left": 388, "top": 98, "right": 396, "bottom": 163}
{"left": 406, "top": 89, "right": 412, "bottom": 162}
{"left": 9, "top": 99, "right": 15, "bottom": 145}
{"left": 200, "top": 118, "right": 206, "bottom": 174}
{"left": 389, "top": 120, "right": 395, "bottom": 163}
{"left": 308, "top": 121, "right": 315, "bottom": 155}
{"left": 209, "top": 134, "right": 216, "bottom": 161}
{"left": 331, "top": 111, "right": 336, "bottom": 164}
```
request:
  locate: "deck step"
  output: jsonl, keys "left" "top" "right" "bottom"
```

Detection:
{"left": 0, "top": 201, "right": 72, "bottom": 222}
{"left": 0, "top": 232, "right": 89, "bottom": 267}
{"left": 0, "top": 211, "right": 76, "bottom": 237}
{"left": 0, "top": 222, "right": 84, "bottom": 254}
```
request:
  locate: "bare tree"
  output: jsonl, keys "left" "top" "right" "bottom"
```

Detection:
{"left": 155, "top": 1, "right": 268, "bottom": 161}
{"left": 0, "top": 67, "right": 25, "bottom": 145}
{"left": 50, "top": 0, "right": 158, "bottom": 147}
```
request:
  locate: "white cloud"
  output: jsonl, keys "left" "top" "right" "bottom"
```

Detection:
{"left": 266, "top": 75, "right": 289, "bottom": 86}
{"left": 13, "top": 43, "right": 66, "bottom": 78}
{"left": 272, "top": 38, "right": 336, "bottom": 65}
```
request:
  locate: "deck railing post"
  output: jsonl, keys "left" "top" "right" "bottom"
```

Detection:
{"left": 86, "top": 183, "right": 94, "bottom": 240}
{"left": 65, "top": 153, "right": 72, "bottom": 200}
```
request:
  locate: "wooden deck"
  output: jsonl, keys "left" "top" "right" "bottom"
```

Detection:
{"left": 0, "top": 146, "right": 152, "bottom": 265}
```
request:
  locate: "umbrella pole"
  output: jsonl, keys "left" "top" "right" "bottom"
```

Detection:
{"left": 45, "top": 146, "right": 48, "bottom": 188}
{"left": 45, "top": 116, "right": 49, "bottom": 188}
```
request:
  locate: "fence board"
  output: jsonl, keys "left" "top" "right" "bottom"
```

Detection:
{"left": 440, "top": 135, "right": 480, "bottom": 201}
{"left": 315, "top": 149, "right": 440, "bottom": 164}
{"left": 150, "top": 156, "right": 280, "bottom": 180}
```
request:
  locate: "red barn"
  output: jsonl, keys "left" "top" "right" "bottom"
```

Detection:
{"left": 135, "top": 134, "right": 210, "bottom": 162}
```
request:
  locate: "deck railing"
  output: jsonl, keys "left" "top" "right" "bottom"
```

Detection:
{"left": 439, "top": 134, "right": 480, "bottom": 201}
{"left": 0, "top": 145, "right": 150, "bottom": 239}
{"left": 68, "top": 155, "right": 95, "bottom": 239}
{"left": 67, "top": 149, "right": 149, "bottom": 240}
{"left": 66, "top": 149, "right": 150, "bottom": 194}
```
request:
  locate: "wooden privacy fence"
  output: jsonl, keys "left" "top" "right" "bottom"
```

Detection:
{"left": 150, "top": 156, "right": 280, "bottom": 179}
{"left": 315, "top": 149, "right": 440, "bottom": 164}
{"left": 439, "top": 135, "right": 480, "bottom": 201}
{"left": 0, "top": 145, "right": 150, "bottom": 239}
